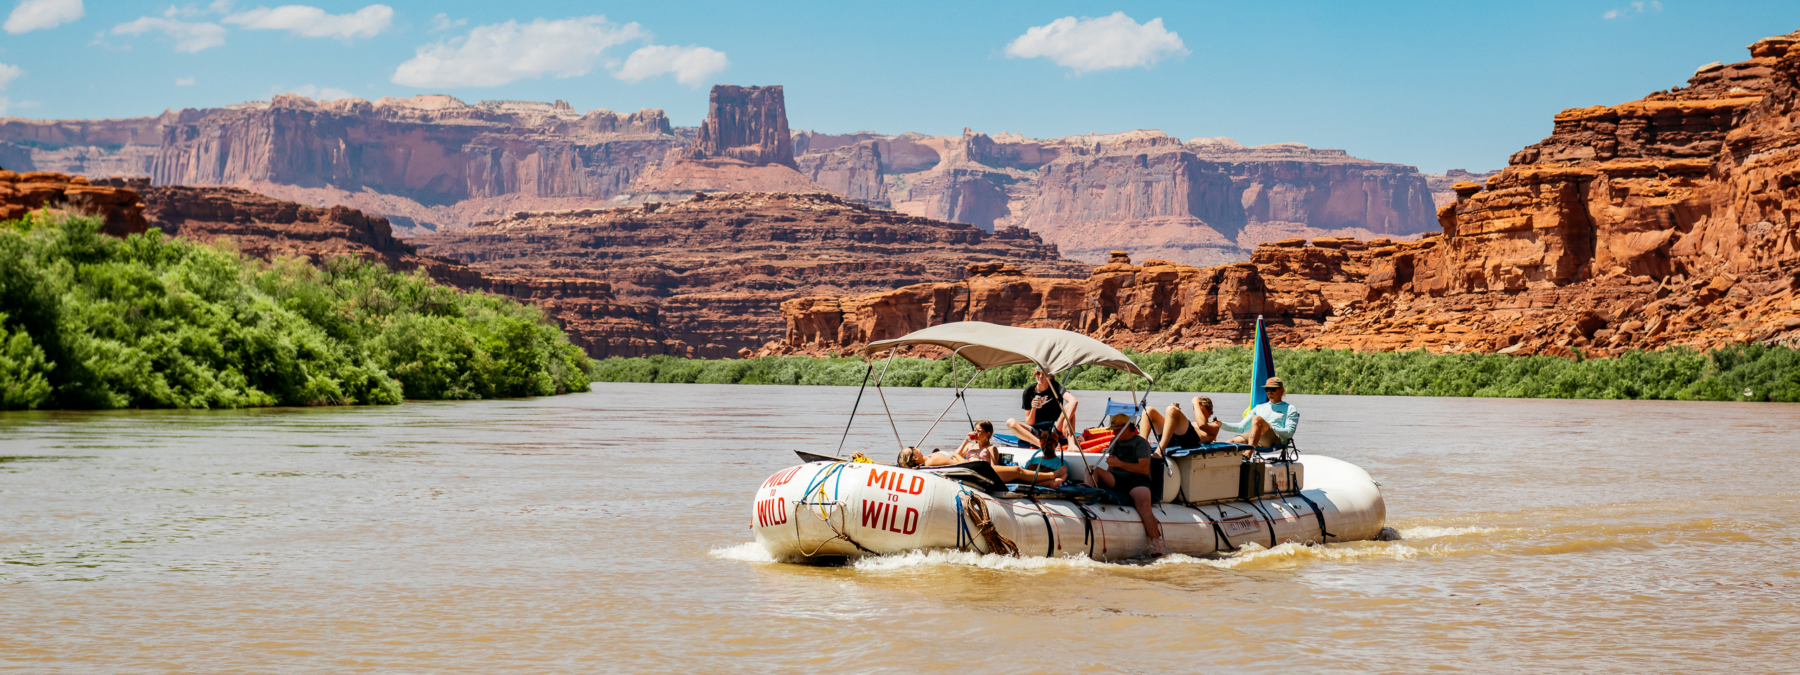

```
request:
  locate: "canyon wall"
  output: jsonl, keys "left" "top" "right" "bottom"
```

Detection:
{"left": 766, "top": 30, "right": 1800, "bottom": 362}
{"left": 796, "top": 127, "right": 1444, "bottom": 267}
{"left": 412, "top": 191, "right": 1092, "bottom": 358}
{"left": 3, "top": 96, "right": 687, "bottom": 234}
{"left": 6, "top": 88, "right": 1459, "bottom": 266}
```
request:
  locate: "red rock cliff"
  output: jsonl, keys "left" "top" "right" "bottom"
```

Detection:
{"left": 413, "top": 191, "right": 1092, "bottom": 358}
{"left": 771, "top": 29, "right": 1800, "bottom": 359}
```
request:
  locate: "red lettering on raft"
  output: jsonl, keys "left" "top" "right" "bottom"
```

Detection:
{"left": 858, "top": 501, "right": 919, "bottom": 535}
{"left": 755, "top": 497, "right": 788, "bottom": 527}
{"left": 909, "top": 476, "right": 925, "bottom": 495}
{"left": 761, "top": 466, "right": 802, "bottom": 489}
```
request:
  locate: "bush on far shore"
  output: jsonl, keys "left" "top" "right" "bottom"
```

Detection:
{"left": 588, "top": 343, "right": 1800, "bottom": 403}
{"left": 0, "top": 213, "right": 591, "bottom": 411}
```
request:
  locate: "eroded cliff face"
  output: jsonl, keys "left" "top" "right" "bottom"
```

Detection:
{"left": 3, "top": 95, "right": 686, "bottom": 234}
{"left": 0, "top": 170, "right": 148, "bottom": 236}
{"left": 792, "top": 127, "right": 1440, "bottom": 268}
{"left": 412, "top": 191, "right": 1092, "bottom": 358}
{"left": 767, "top": 29, "right": 1800, "bottom": 361}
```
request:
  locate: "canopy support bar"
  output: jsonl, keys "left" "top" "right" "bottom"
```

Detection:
{"left": 833, "top": 363, "right": 875, "bottom": 457}
{"left": 873, "top": 351, "right": 905, "bottom": 453}
{"left": 913, "top": 360, "right": 983, "bottom": 449}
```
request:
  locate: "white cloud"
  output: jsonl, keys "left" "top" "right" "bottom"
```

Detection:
{"left": 5, "top": 0, "right": 84, "bottom": 34}
{"left": 1604, "top": 1, "right": 1662, "bottom": 19}
{"left": 176, "top": 76, "right": 196, "bottom": 86}
{"left": 427, "top": 13, "right": 464, "bottom": 32}
{"left": 110, "top": 16, "right": 227, "bottom": 53}
{"left": 284, "top": 83, "right": 354, "bottom": 100}
{"left": 223, "top": 4, "right": 392, "bottom": 39}
{"left": 391, "top": 16, "right": 646, "bottom": 88}
{"left": 612, "top": 44, "right": 727, "bottom": 87}
{"left": 1004, "top": 12, "right": 1187, "bottom": 73}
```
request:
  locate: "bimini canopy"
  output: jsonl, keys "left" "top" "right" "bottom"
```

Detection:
{"left": 862, "top": 321, "right": 1151, "bottom": 381}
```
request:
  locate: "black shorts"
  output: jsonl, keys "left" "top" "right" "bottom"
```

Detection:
{"left": 1108, "top": 468, "right": 1153, "bottom": 498}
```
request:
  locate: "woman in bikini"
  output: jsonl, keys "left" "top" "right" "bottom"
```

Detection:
{"left": 1142, "top": 396, "right": 1221, "bottom": 456}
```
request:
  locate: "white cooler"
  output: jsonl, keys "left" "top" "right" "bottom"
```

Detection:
{"left": 1169, "top": 446, "right": 1245, "bottom": 505}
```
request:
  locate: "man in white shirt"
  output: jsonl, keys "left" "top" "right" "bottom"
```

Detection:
{"left": 1220, "top": 377, "right": 1299, "bottom": 449}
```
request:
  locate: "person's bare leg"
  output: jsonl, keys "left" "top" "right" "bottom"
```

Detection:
{"left": 1005, "top": 418, "right": 1041, "bottom": 447}
{"left": 1058, "top": 399, "right": 1079, "bottom": 438}
{"left": 1130, "top": 486, "right": 1163, "bottom": 548}
{"left": 993, "top": 465, "right": 1054, "bottom": 486}
{"left": 1088, "top": 466, "right": 1116, "bottom": 490}
{"left": 1250, "top": 417, "right": 1278, "bottom": 447}
{"left": 1158, "top": 404, "right": 1192, "bottom": 452}
{"left": 1144, "top": 407, "right": 1167, "bottom": 444}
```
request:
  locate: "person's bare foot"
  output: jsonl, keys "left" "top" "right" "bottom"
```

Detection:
{"left": 1149, "top": 538, "right": 1168, "bottom": 556}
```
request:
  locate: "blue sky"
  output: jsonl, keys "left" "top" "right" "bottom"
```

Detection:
{"left": 2, "top": 1, "right": 1797, "bottom": 173}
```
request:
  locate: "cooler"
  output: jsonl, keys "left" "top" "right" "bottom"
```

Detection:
{"left": 1167, "top": 444, "right": 1247, "bottom": 504}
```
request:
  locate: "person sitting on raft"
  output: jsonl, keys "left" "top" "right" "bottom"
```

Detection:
{"left": 1005, "top": 368, "right": 1077, "bottom": 449}
{"left": 1142, "top": 396, "right": 1221, "bottom": 455}
{"left": 897, "top": 420, "right": 999, "bottom": 467}
{"left": 895, "top": 423, "right": 1066, "bottom": 487}
{"left": 1220, "top": 377, "right": 1299, "bottom": 454}
{"left": 1085, "top": 413, "right": 1165, "bottom": 555}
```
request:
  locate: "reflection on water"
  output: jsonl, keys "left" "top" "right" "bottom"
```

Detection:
{"left": 2, "top": 384, "right": 1797, "bottom": 672}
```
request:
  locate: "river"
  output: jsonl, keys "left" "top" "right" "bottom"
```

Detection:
{"left": 2, "top": 383, "right": 1797, "bottom": 673}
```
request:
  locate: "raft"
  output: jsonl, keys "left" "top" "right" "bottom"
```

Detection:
{"left": 747, "top": 321, "right": 1388, "bottom": 562}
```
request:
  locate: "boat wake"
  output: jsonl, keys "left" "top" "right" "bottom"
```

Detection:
{"left": 709, "top": 537, "right": 1459, "bottom": 571}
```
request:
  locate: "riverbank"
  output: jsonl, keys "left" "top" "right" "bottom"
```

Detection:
{"left": 1, "top": 214, "right": 591, "bottom": 410}
{"left": 590, "top": 345, "right": 1800, "bottom": 402}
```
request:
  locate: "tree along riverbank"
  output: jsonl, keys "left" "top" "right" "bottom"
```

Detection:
{"left": 1, "top": 214, "right": 591, "bottom": 410}
{"left": 589, "top": 345, "right": 1800, "bottom": 402}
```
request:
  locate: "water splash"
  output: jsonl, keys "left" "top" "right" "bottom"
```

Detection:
{"left": 852, "top": 548, "right": 1109, "bottom": 572}
{"left": 1399, "top": 525, "right": 1500, "bottom": 540}
{"left": 709, "top": 541, "right": 779, "bottom": 563}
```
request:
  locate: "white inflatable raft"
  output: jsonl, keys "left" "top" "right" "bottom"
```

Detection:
{"left": 748, "top": 322, "right": 1388, "bottom": 562}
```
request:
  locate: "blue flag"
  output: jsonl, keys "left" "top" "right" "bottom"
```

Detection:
{"left": 1245, "top": 316, "right": 1275, "bottom": 416}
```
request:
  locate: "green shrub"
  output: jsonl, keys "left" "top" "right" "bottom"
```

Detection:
{"left": 590, "top": 344, "right": 1800, "bottom": 403}
{"left": 0, "top": 214, "right": 590, "bottom": 410}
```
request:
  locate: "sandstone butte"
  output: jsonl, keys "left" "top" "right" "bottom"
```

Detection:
{"left": 2, "top": 85, "right": 1466, "bottom": 268}
{"left": 763, "top": 30, "right": 1800, "bottom": 360}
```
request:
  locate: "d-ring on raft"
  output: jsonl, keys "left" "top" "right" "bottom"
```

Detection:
{"left": 748, "top": 322, "right": 1387, "bottom": 562}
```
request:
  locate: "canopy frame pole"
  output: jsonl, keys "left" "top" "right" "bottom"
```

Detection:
{"left": 834, "top": 362, "right": 875, "bottom": 456}
{"left": 1058, "top": 367, "right": 1095, "bottom": 478}
{"left": 913, "top": 359, "right": 982, "bottom": 449}
{"left": 873, "top": 350, "right": 906, "bottom": 452}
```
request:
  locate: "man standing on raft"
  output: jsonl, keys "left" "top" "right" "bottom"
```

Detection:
{"left": 1222, "top": 377, "right": 1299, "bottom": 450}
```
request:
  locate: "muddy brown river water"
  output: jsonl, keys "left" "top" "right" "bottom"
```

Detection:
{"left": 2, "top": 383, "right": 1797, "bottom": 673}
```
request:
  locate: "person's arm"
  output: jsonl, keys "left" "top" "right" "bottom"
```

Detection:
{"left": 1218, "top": 412, "right": 1252, "bottom": 435}
{"left": 1272, "top": 407, "right": 1298, "bottom": 441}
{"left": 1107, "top": 454, "right": 1152, "bottom": 474}
{"left": 1024, "top": 389, "right": 1042, "bottom": 426}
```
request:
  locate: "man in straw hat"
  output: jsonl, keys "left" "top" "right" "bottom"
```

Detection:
{"left": 1221, "top": 377, "right": 1299, "bottom": 451}
{"left": 1086, "top": 412, "right": 1165, "bottom": 556}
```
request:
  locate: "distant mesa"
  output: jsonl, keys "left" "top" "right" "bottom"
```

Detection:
{"left": 1, "top": 82, "right": 1465, "bottom": 267}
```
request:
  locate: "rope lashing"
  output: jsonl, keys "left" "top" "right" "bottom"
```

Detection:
{"left": 962, "top": 496, "right": 1019, "bottom": 556}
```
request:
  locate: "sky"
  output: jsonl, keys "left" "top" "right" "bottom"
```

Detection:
{"left": 2, "top": 0, "right": 1798, "bottom": 173}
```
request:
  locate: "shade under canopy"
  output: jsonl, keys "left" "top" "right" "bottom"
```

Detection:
{"left": 861, "top": 321, "right": 1151, "bottom": 381}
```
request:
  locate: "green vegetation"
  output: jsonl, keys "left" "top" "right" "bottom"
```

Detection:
{"left": 589, "top": 343, "right": 1800, "bottom": 403}
{"left": 0, "top": 213, "right": 590, "bottom": 411}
